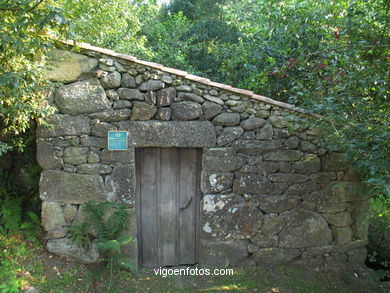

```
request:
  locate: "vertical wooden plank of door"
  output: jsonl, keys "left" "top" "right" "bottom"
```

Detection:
{"left": 158, "top": 148, "right": 178, "bottom": 266}
{"left": 139, "top": 148, "right": 159, "bottom": 267}
{"left": 194, "top": 148, "right": 202, "bottom": 262}
{"left": 135, "top": 149, "right": 142, "bottom": 266}
{"left": 179, "top": 148, "right": 198, "bottom": 264}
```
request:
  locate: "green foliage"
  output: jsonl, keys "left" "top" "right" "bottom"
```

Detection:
{"left": 0, "top": 0, "right": 69, "bottom": 154}
{"left": 60, "top": 0, "right": 157, "bottom": 56}
{"left": 69, "top": 201, "right": 134, "bottom": 271}
{"left": 141, "top": 0, "right": 239, "bottom": 78}
{"left": 0, "top": 197, "right": 22, "bottom": 234}
{"left": 0, "top": 236, "right": 28, "bottom": 293}
{"left": 367, "top": 196, "right": 390, "bottom": 281}
{"left": 0, "top": 152, "right": 42, "bottom": 239}
{"left": 142, "top": 1, "right": 390, "bottom": 197}
{"left": 141, "top": 12, "right": 194, "bottom": 70}
{"left": 68, "top": 222, "right": 92, "bottom": 250}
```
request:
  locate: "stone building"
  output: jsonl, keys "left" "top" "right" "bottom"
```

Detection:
{"left": 37, "top": 41, "right": 371, "bottom": 268}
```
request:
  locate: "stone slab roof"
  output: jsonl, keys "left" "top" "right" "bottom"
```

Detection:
{"left": 59, "top": 39, "right": 311, "bottom": 116}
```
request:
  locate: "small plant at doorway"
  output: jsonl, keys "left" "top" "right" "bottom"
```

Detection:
{"left": 68, "top": 201, "right": 134, "bottom": 273}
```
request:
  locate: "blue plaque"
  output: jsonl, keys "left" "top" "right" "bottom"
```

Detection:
{"left": 108, "top": 131, "right": 128, "bottom": 151}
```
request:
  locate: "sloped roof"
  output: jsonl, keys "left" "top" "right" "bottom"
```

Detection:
{"left": 59, "top": 39, "right": 310, "bottom": 115}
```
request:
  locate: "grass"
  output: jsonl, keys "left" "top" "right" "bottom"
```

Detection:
{"left": 0, "top": 233, "right": 387, "bottom": 293}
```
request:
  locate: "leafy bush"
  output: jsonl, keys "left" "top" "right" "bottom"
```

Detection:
{"left": 367, "top": 196, "right": 390, "bottom": 280}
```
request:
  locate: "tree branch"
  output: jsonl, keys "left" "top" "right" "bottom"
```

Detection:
{"left": 0, "top": 0, "right": 45, "bottom": 12}
{"left": 27, "top": 0, "right": 44, "bottom": 12}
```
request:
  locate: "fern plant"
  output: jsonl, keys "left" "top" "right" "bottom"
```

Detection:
{"left": 20, "top": 211, "right": 43, "bottom": 242}
{"left": 69, "top": 201, "right": 134, "bottom": 274}
{"left": 0, "top": 197, "right": 22, "bottom": 234}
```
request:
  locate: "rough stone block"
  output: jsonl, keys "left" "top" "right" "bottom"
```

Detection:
{"left": 217, "top": 127, "right": 244, "bottom": 146}
{"left": 113, "top": 100, "right": 132, "bottom": 109}
{"left": 80, "top": 135, "right": 106, "bottom": 148}
{"left": 303, "top": 239, "right": 368, "bottom": 255}
{"left": 240, "top": 117, "right": 267, "bottom": 131}
{"left": 40, "top": 170, "right": 107, "bottom": 204}
{"left": 203, "top": 94, "right": 224, "bottom": 105}
{"left": 203, "top": 147, "right": 235, "bottom": 157}
{"left": 157, "top": 87, "right": 176, "bottom": 106}
{"left": 284, "top": 136, "right": 300, "bottom": 149}
{"left": 44, "top": 49, "right": 98, "bottom": 82}
{"left": 255, "top": 110, "right": 270, "bottom": 119}
{"left": 213, "top": 113, "right": 240, "bottom": 126}
{"left": 202, "top": 155, "right": 245, "bottom": 172}
{"left": 233, "top": 140, "right": 283, "bottom": 155}
{"left": 89, "top": 109, "right": 131, "bottom": 122}
{"left": 202, "top": 194, "right": 262, "bottom": 240}
{"left": 325, "top": 182, "right": 370, "bottom": 203}
{"left": 101, "top": 71, "right": 121, "bottom": 89}
{"left": 76, "top": 164, "right": 112, "bottom": 174}
{"left": 323, "top": 212, "right": 353, "bottom": 227}
{"left": 258, "top": 195, "right": 301, "bottom": 214}
{"left": 300, "top": 140, "right": 319, "bottom": 153}
{"left": 130, "top": 102, "right": 157, "bottom": 120}
{"left": 139, "top": 80, "right": 165, "bottom": 91}
{"left": 268, "top": 173, "right": 309, "bottom": 183}
{"left": 261, "top": 213, "right": 286, "bottom": 236}
{"left": 63, "top": 204, "right": 78, "bottom": 223}
{"left": 175, "top": 84, "right": 191, "bottom": 92}
{"left": 332, "top": 227, "right": 353, "bottom": 245}
{"left": 310, "top": 172, "right": 337, "bottom": 183}
{"left": 268, "top": 115, "right": 287, "bottom": 128}
{"left": 351, "top": 200, "right": 371, "bottom": 239}
{"left": 120, "top": 121, "right": 216, "bottom": 147}
{"left": 294, "top": 157, "right": 321, "bottom": 173}
{"left": 47, "top": 238, "right": 99, "bottom": 263}
{"left": 100, "top": 149, "right": 134, "bottom": 164}
{"left": 251, "top": 233, "right": 278, "bottom": 248}
{"left": 317, "top": 202, "right": 351, "bottom": 213}
{"left": 46, "top": 228, "right": 67, "bottom": 239}
{"left": 41, "top": 201, "right": 66, "bottom": 231}
{"left": 253, "top": 248, "right": 301, "bottom": 265}
{"left": 154, "top": 108, "right": 171, "bottom": 121}
{"left": 178, "top": 92, "right": 204, "bottom": 104}
{"left": 63, "top": 146, "right": 89, "bottom": 165}
{"left": 91, "top": 122, "right": 117, "bottom": 137}
{"left": 233, "top": 173, "right": 274, "bottom": 194}
{"left": 121, "top": 73, "right": 136, "bottom": 88}
{"left": 256, "top": 123, "right": 273, "bottom": 140}
{"left": 347, "top": 247, "right": 367, "bottom": 264}
{"left": 201, "top": 172, "right": 234, "bottom": 194}
{"left": 201, "top": 102, "right": 222, "bottom": 120}
{"left": 37, "top": 114, "right": 91, "bottom": 138}
{"left": 200, "top": 240, "right": 248, "bottom": 266}
{"left": 284, "top": 183, "right": 321, "bottom": 195}
{"left": 54, "top": 78, "right": 111, "bottom": 115}
{"left": 171, "top": 101, "right": 202, "bottom": 120}
{"left": 36, "top": 140, "right": 63, "bottom": 169}
{"left": 278, "top": 208, "right": 332, "bottom": 248}
{"left": 117, "top": 88, "right": 144, "bottom": 101}
{"left": 263, "top": 150, "right": 303, "bottom": 161}
{"left": 105, "top": 164, "right": 135, "bottom": 205}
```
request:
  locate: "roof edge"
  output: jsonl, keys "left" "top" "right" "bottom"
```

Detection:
{"left": 58, "top": 39, "right": 315, "bottom": 116}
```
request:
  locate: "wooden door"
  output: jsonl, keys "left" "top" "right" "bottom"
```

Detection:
{"left": 135, "top": 148, "right": 201, "bottom": 267}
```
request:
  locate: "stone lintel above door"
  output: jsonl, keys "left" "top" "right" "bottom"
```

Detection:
{"left": 119, "top": 121, "right": 216, "bottom": 148}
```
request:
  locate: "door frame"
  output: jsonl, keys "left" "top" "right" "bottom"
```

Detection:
{"left": 135, "top": 147, "right": 202, "bottom": 268}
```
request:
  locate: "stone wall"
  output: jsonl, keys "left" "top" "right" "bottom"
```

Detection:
{"left": 37, "top": 47, "right": 371, "bottom": 267}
